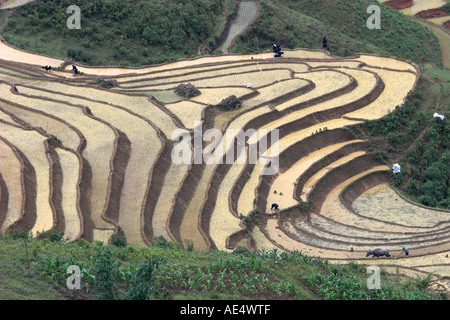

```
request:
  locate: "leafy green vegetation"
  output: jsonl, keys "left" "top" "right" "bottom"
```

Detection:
{"left": 353, "top": 68, "right": 449, "bottom": 209}
{"left": 234, "top": 0, "right": 442, "bottom": 67}
{"left": 92, "top": 245, "right": 118, "bottom": 300}
{"left": 406, "top": 118, "right": 449, "bottom": 208}
{"left": 0, "top": 0, "right": 228, "bottom": 66}
{"left": 0, "top": 232, "right": 444, "bottom": 300}
{"left": 0, "top": 0, "right": 442, "bottom": 68}
{"left": 301, "top": 268, "right": 435, "bottom": 300}
{"left": 0, "top": 0, "right": 448, "bottom": 301}
{"left": 442, "top": 3, "right": 450, "bottom": 15}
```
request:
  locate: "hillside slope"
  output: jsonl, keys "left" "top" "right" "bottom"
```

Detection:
{"left": 0, "top": 233, "right": 444, "bottom": 300}
{"left": 0, "top": 0, "right": 448, "bottom": 300}
{"left": 0, "top": 0, "right": 442, "bottom": 67}
{"left": 0, "top": 0, "right": 230, "bottom": 66}
{"left": 234, "top": 0, "right": 442, "bottom": 67}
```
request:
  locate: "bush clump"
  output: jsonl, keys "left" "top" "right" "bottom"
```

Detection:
{"left": 174, "top": 83, "right": 201, "bottom": 98}
{"left": 36, "top": 229, "right": 65, "bottom": 242}
{"left": 110, "top": 232, "right": 127, "bottom": 247}
{"left": 90, "top": 78, "right": 119, "bottom": 88}
{"left": 217, "top": 95, "right": 242, "bottom": 110}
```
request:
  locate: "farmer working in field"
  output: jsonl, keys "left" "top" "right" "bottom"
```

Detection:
{"left": 400, "top": 247, "right": 409, "bottom": 256}
{"left": 273, "top": 44, "right": 284, "bottom": 58}
{"left": 271, "top": 203, "right": 280, "bottom": 211}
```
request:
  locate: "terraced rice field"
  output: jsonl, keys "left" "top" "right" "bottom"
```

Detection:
{"left": 0, "top": 137, "right": 22, "bottom": 233}
{"left": 0, "top": 122, "right": 53, "bottom": 234}
{"left": 0, "top": 39, "right": 449, "bottom": 291}
{"left": 427, "top": 16, "right": 450, "bottom": 27}
{"left": 0, "top": 40, "right": 64, "bottom": 67}
{"left": 397, "top": 0, "right": 446, "bottom": 16}
{"left": 55, "top": 148, "right": 82, "bottom": 240}
{"left": 379, "top": 0, "right": 447, "bottom": 15}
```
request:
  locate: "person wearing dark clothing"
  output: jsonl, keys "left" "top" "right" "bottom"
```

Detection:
{"left": 271, "top": 203, "right": 279, "bottom": 210}
{"left": 72, "top": 65, "right": 79, "bottom": 74}
{"left": 322, "top": 37, "right": 328, "bottom": 50}
{"left": 273, "top": 44, "right": 284, "bottom": 57}
{"left": 401, "top": 247, "right": 409, "bottom": 256}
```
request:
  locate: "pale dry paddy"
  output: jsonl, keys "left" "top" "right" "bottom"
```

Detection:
{"left": 1, "top": 40, "right": 448, "bottom": 290}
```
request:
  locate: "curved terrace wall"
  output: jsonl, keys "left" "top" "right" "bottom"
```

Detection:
{"left": 308, "top": 154, "right": 384, "bottom": 213}
{"left": 0, "top": 34, "right": 431, "bottom": 258}
{"left": 0, "top": 135, "right": 37, "bottom": 232}
{"left": 384, "top": 0, "right": 413, "bottom": 10}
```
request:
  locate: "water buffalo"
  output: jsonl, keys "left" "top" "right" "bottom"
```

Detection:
{"left": 366, "top": 248, "right": 390, "bottom": 259}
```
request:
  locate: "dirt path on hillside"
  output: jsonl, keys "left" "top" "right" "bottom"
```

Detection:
{"left": 382, "top": 0, "right": 450, "bottom": 69}
{"left": 219, "top": 1, "right": 260, "bottom": 54}
{"left": 416, "top": 19, "right": 450, "bottom": 69}
{"left": 0, "top": 0, "right": 35, "bottom": 10}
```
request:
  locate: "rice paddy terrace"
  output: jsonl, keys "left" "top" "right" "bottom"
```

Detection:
{"left": 0, "top": 35, "right": 449, "bottom": 292}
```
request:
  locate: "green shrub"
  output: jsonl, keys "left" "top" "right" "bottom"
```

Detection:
{"left": 90, "top": 78, "right": 119, "bottom": 88}
{"left": 185, "top": 240, "right": 195, "bottom": 252}
{"left": 110, "top": 233, "right": 127, "bottom": 247}
{"left": 75, "top": 238, "right": 91, "bottom": 249}
{"left": 298, "top": 201, "right": 310, "bottom": 214}
{"left": 392, "top": 172, "right": 404, "bottom": 187}
{"left": 233, "top": 246, "right": 252, "bottom": 256}
{"left": 442, "top": 3, "right": 450, "bottom": 13}
{"left": 36, "top": 229, "right": 64, "bottom": 242}
{"left": 422, "top": 180, "right": 446, "bottom": 202}
{"left": 409, "top": 165, "right": 420, "bottom": 180}
{"left": 67, "top": 48, "right": 92, "bottom": 64}
{"left": 152, "top": 236, "right": 178, "bottom": 249}
{"left": 419, "top": 195, "right": 437, "bottom": 207}
{"left": 407, "top": 178, "right": 419, "bottom": 196}
{"left": 92, "top": 246, "right": 118, "bottom": 300}
{"left": 6, "top": 228, "right": 31, "bottom": 240}
{"left": 123, "top": 257, "right": 164, "bottom": 300}
{"left": 374, "top": 150, "right": 388, "bottom": 162}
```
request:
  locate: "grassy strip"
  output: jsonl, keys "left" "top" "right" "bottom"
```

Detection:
{"left": 234, "top": 0, "right": 442, "bottom": 67}
{"left": 0, "top": 232, "right": 444, "bottom": 300}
